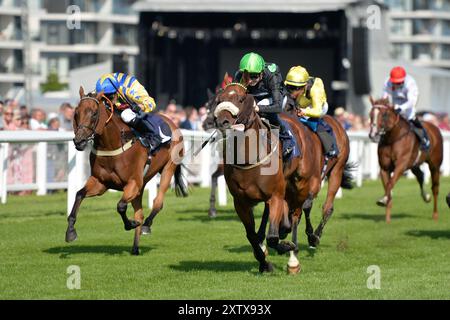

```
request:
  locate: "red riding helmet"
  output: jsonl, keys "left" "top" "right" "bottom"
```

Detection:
{"left": 390, "top": 66, "right": 406, "bottom": 84}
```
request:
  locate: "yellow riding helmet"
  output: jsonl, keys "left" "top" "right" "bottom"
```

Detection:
{"left": 284, "top": 66, "right": 309, "bottom": 87}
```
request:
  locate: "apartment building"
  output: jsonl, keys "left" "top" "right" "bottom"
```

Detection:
{"left": 0, "top": 0, "right": 138, "bottom": 100}
{"left": 386, "top": 0, "right": 450, "bottom": 68}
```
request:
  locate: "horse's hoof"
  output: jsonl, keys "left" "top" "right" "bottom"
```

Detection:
{"left": 125, "top": 220, "right": 141, "bottom": 231}
{"left": 141, "top": 225, "right": 151, "bottom": 235}
{"left": 376, "top": 197, "right": 388, "bottom": 207}
{"left": 259, "top": 262, "right": 273, "bottom": 273}
{"left": 307, "top": 234, "right": 320, "bottom": 248}
{"left": 65, "top": 229, "right": 78, "bottom": 243}
{"left": 208, "top": 209, "right": 217, "bottom": 218}
{"left": 287, "top": 264, "right": 301, "bottom": 275}
{"left": 131, "top": 247, "right": 140, "bottom": 256}
{"left": 276, "top": 241, "right": 296, "bottom": 255}
{"left": 423, "top": 194, "right": 432, "bottom": 203}
{"left": 432, "top": 213, "right": 438, "bottom": 221}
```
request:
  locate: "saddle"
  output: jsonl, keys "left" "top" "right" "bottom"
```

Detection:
{"left": 133, "top": 113, "right": 172, "bottom": 154}
{"left": 261, "top": 117, "right": 301, "bottom": 160}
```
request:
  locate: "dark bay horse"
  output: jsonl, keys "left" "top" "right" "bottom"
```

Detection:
{"left": 213, "top": 79, "right": 352, "bottom": 273}
{"left": 66, "top": 87, "right": 187, "bottom": 255}
{"left": 369, "top": 97, "right": 443, "bottom": 223}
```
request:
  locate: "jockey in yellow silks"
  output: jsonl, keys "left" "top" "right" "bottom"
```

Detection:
{"left": 284, "top": 66, "right": 338, "bottom": 158}
{"left": 95, "top": 72, "right": 169, "bottom": 152}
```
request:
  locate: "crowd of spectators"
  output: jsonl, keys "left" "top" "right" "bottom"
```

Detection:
{"left": 0, "top": 99, "right": 75, "bottom": 194}
{"left": 332, "top": 106, "right": 450, "bottom": 132}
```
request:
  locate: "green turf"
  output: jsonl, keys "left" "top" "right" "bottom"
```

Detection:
{"left": 0, "top": 177, "right": 449, "bottom": 299}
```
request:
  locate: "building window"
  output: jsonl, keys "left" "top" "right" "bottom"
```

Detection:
{"left": 391, "top": 43, "right": 408, "bottom": 60}
{"left": 69, "top": 54, "right": 98, "bottom": 69}
{"left": 385, "top": 0, "right": 410, "bottom": 11}
{"left": 113, "top": 0, "right": 136, "bottom": 15}
{"left": 413, "top": 19, "right": 437, "bottom": 36}
{"left": 70, "top": 22, "right": 98, "bottom": 44}
{"left": 114, "top": 24, "right": 136, "bottom": 46}
{"left": 413, "top": 0, "right": 439, "bottom": 10}
{"left": 412, "top": 43, "right": 432, "bottom": 60}
{"left": 390, "top": 19, "right": 407, "bottom": 36}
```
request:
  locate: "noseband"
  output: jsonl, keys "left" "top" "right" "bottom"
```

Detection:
{"left": 76, "top": 96, "right": 101, "bottom": 142}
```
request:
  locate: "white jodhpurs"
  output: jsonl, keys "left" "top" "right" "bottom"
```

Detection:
{"left": 121, "top": 108, "right": 137, "bottom": 124}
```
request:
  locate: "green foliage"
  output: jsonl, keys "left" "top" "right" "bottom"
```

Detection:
{"left": 0, "top": 178, "right": 449, "bottom": 299}
{"left": 41, "top": 72, "right": 68, "bottom": 93}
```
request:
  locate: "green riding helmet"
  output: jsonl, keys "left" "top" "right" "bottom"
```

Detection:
{"left": 239, "top": 52, "right": 265, "bottom": 73}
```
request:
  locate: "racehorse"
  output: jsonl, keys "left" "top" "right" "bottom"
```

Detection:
{"left": 213, "top": 75, "right": 352, "bottom": 273}
{"left": 66, "top": 87, "right": 188, "bottom": 255}
{"left": 369, "top": 97, "right": 443, "bottom": 223}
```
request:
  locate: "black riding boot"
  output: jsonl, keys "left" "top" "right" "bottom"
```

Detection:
{"left": 129, "top": 115, "right": 161, "bottom": 154}
{"left": 263, "top": 113, "right": 294, "bottom": 158}
{"left": 410, "top": 118, "right": 430, "bottom": 151}
{"left": 316, "top": 121, "right": 339, "bottom": 158}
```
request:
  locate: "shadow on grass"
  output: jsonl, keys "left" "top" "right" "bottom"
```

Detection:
{"left": 340, "top": 212, "right": 415, "bottom": 222}
{"left": 177, "top": 212, "right": 239, "bottom": 223}
{"left": 223, "top": 243, "right": 323, "bottom": 258}
{"left": 169, "top": 260, "right": 256, "bottom": 273}
{"left": 43, "top": 245, "right": 154, "bottom": 258}
{"left": 0, "top": 210, "right": 65, "bottom": 220}
{"left": 405, "top": 230, "right": 450, "bottom": 240}
{"left": 176, "top": 208, "right": 236, "bottom": 215}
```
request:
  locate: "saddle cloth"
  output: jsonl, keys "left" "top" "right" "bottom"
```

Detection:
{"left": 135, "top": 113, "right": 172, "bottom": 152}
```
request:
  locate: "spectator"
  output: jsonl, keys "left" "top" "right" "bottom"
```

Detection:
{"left": 164, "top": 102, "right": 178, "bottom": 126}
{"left": 180, "top": 106, "right": 199, "bottom": 130}
{"left": 422, "top": 112, "right": 439, "bottom": 127}
{"left": 19, "top": 105, "right": 29, "bottom": 119}
{"left": 58, "top": 103, "right": 74, "bottom": 131}
{"left": 437, "top": 113, "right": 450, "bottom": 131}
{"left": 2, "top": 105, "right": 15, "bottom": 130}
{"left": 350, "top": 114, "right": 365, "bottom": 131}
{"left": 0, "top": 100, "right": 4, "bottom": 130}
{"left": 334, "top": 107, "right": 352, "bottom": 131}
{"left": 29, "top": 108, "right": 48, "bottom": 130}
{"left": 198, "top": 106, "right": 207, "bottom": 127}
{"left": 47, "top": 113, "right": 62, "bottom": 131}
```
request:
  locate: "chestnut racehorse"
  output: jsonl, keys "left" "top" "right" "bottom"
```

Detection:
{"left": 369, "top": 97, "right": 443, "bottom": 223}
{"left": 66, "top": 87, "right": 187, "bottom": 255}
{"left": 213, "top": 77, "right": 352, "bottom": 273}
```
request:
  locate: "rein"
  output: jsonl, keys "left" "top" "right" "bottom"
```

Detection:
{"left": 77, "top": 95, "right": 134, "bottom": 157}
{"left": 371, "top": 105, "right": 411, "bottom": 145}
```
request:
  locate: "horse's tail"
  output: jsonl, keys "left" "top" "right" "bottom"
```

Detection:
{"left": 174, "top": 164, "right": 189, "bottom": 197}
{"left": 340, "top": 161, "right": 357, "bottom": 190}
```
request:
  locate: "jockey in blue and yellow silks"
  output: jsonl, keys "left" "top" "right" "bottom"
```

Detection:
{"left": 284, "top": 66, "right": 338, "bottom": 158}
{"left": 95, "top": 72, "right": 168, "bottom": 152}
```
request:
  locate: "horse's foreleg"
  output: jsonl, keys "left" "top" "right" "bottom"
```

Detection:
{"left": 302, "top": 193, "right": 318, "bottom": 248}
{"left": 66, "top": 176, "right": 106, "bottom": 242}
{"left": 377, "top": 168, "right": 391, "bottom": 207}
{"left": 118, "top": 179, "right": 142, "bottom": 231}
{"left": 384, "top": 166, "right": 406, "bottom": 223}
{"left": 256, "top": 203, "right": 270, "bottom": 256}
{"left": 142, "top": 163, "right": 176, "bottom": 234}
{"left": 131, "top": 192, "right": 144, "bottom": 255}
{"left": 266, "top": 196, "right": 295, "bottom": 255}
{"left": 287, "top": 208, "right": 301, "bottom": 274}
{"left": 430, "top": 165, "right": 440, "bottom": 221}
{"left": 208, "top": 172, "right": 218, "bottom": 218}
{"left": 234, "top": 199, "right": 272, "bottom": 273}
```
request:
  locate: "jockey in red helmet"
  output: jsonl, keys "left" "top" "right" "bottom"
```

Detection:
{"left": 382, "top": 66, "right": 430, "bottom": 150}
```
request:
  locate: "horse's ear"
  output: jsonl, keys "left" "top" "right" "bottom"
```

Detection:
{"left": 79, "top": 86, "right": 85, "bottom": 98}
{"left": 223, "top": 72, "right": 231, "bottom": 85}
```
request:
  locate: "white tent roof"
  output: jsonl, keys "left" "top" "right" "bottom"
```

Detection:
{"left": 133, "top": 0, "right": 361, "bottom": 13}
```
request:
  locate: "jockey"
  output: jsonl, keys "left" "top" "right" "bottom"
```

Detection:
{"left": 284, "top": 66, "right": 338, "bottom": 159}
{"left": 234, "top": 52, "right": 295, "bottom": 159}
{"left": 95, "top": 72, "right": 167, "bottom": 152}
{"left": 382, "top": 66, "right": 430, "bottom": 150}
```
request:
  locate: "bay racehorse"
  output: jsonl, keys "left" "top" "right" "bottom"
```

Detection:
{"left": 66, "top": 87, "right": 188, "bottom": 255}
{"left": 213, "top": 76, "right": 352, "bottom": 273}
{"left": 369, "top": 97, "right": 443, "bottom": 223}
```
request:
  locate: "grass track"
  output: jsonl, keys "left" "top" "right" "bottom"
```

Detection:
{"left": 0, "top": 177, "right": 449, "bottom": 299}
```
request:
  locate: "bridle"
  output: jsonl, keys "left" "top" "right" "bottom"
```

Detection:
{"left": 76, "top": 95, "right": 115, "bottom": 142}
{"left": 370, "top": 104, "right": 399, "bottom": 138}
